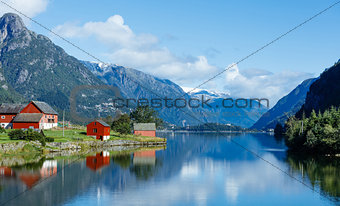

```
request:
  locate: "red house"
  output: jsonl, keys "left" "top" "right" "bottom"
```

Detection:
{"left": 0, "top": 104, "right": 25, "bottom": 129}
{"left": 133, "top": 123, "right": 156, "bottom": 137}
{"left": 12, "top": 101, "right": 58, "bottom": 130}
{"left": 86, "top": 151, "right": 110, "bottom": 171}
{"left": 87, "top": 120, "right": 111, "bottom": 140}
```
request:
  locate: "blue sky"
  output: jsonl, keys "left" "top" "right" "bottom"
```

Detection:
{"left": 1, "top": 0, "right": 340, "bottom": 106}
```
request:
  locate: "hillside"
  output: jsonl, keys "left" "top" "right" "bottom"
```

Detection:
{"left": 251, "top": 78, "right": 316, "bottom": 130}
{"left": 0, "top": 13, "right": 119, "bottom": 120}
{"left": 0, "top": 13, "right": 267, "bottom": 127}
{"left": 297, "top": 60, "right": 340, "bottom": 118}
{"left": 83, "top": 61, "right": 268, "bottom": 127}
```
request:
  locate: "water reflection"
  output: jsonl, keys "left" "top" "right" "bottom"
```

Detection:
{"left": 0, "top": 133, "right": 338, "bottom": 206}
{"left": 86, "top": 151, "right": 110, "bottom": 172}
{"left": 133, "top": 150, "right": 156, "bottom": 166}
{"left": 286, "top": 153, "right": 340, "bottom": 202}
{"left": 0, "top": 159, "right": 57, "bottom": 189}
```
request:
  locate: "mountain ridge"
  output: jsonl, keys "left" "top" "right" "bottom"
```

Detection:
{"left": 251, "top": 78, "right": 316, "bottom": 130}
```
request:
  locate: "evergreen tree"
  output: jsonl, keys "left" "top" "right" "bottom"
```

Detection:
{"left": 130, "top": 106, "right": 163, "bottom": 127}
{"left": 284, "top": 107, "right": 340, "bottom": 154}
{"left": 274, "top": 123, "right": 284, "bottom": 137}
{"left": 111, "top": 114, "right": 131, "bottom": 134}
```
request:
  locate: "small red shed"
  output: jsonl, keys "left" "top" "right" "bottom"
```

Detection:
{"left": 87, "top": 120, "right": 111, "bottom": 141}
{"left": 133, "top": 123, "right": 156, "bottom": 137}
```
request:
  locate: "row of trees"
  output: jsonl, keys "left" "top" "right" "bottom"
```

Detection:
{"left": 278, "top": 107, "right": 340, "bottom": 154}
{"left": 103, "top": 106, "right": 163, "bottom": 134}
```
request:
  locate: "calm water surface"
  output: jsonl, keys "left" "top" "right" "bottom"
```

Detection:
{"left": 0, "top": 132, "right": 339, "bottom": 206}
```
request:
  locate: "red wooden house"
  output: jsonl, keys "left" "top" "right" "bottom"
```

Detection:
{"left": 0, "top": 104, "right": 25, "bottom": 129}
{"left": 133, "top": 123, "right": 156, "bottom": 137}
{"left": 87, "top": 120, "right": 111, "bottom": 141}
{"left": 12, "top": 101, "right": 58, "bottom": 130}
{"left": 86, "top": 151, "right": 110, "bottom": 171}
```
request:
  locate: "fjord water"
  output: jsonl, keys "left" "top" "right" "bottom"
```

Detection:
{"left": 0, "top": 133, "right": 339, "bottom": 206}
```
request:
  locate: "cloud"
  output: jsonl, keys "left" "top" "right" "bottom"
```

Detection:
{"left": 223, "top": 64, "right": 315, "bottom": 106}
{"left": 53, "top": 14, "right": 314, "bottom": 106}
{"left": 52, "top": 15, "right": 218, "bottom": 86}
{"left": 0, "top": 0, "right": 49, "bottom": 21}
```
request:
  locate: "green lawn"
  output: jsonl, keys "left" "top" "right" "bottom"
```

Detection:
{"left": 109, "top": 131, "right": 166, "bottom": 142}
{"left": 0, "top": 129, "right": 166, "bottom": 143}
{"left": 43, "top": 129, "right": 95, "bottom": 142}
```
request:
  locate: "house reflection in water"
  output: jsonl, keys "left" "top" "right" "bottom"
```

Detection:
{"left": 19, "top": 173, "right": 41, "bottom": 189}
{"left": 19, "top": 160, "right": 58, "bottom": 188}
{"left": 0, "top": 160, "right": 57, "bottom": 189}
{"left": 0, "top": 167, "right": 15, "bottom": 177}
{"left": 86, "top": 151, "right": 110, "bottom": 172}
{"left": 133, "top": 150, "right": 156, "bottom": 166}
{"left": 40, "top": 160, "right": 57, "bottom": 178}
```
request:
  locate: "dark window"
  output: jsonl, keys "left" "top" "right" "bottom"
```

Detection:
{"left": 93, "top": 128, "right": 97, "bottom": 133}
{"left": 94, "top": 122, "right": 96, "bottom": 125}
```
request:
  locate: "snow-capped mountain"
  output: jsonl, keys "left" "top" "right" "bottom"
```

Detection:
{"left": 82, "top": 61, "right": 268, "bottom": 127}
{"left": 182, "top": 87, "right": 230, "bottom": 99}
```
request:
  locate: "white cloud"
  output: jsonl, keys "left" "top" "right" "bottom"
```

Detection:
{"left": 52, "top": 15, "right": 218, "bottom": 86}
{"left": 223, "top": 63, "right": 315, "bottom": 107}
{"left": 0, "top": 0, "right": 49, "bottom": 22}
{"left": 53, "top": 15, "right": 315, "bottom": 106}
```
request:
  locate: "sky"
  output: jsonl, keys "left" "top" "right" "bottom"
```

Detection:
{"left": 1, "top": 0, "right": 340, "bottom": 107}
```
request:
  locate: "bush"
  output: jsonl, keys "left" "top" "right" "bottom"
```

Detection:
{"left": 8, "top": 129, "right": 47, "bottom": 146}
{"left": 45, "top": 137, "right": 54, "bottom": 142}
{"left": 8, "top": 130, "right": 25, "bottom": 140}
{"left": 0, "top": 127, "right": 6, "bottom": 133}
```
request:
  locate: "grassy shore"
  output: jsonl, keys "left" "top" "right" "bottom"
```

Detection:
{"left": 0, "top": 128, "right": 166, "bottom": 144}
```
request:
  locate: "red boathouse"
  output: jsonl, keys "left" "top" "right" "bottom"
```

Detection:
{"left": 133, "top": 123, "right": 156, "bottom": 137}
{"left": 87, "top": 120, "right": 111, "bottom": 140}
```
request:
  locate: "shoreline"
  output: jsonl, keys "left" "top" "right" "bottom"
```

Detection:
{"left": 0, "top": 139, "right": 166, "bottom": 155}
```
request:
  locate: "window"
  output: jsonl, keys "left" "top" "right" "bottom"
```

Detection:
{"left": 94, "top": 122, "right": 96, "bottom": 125}
{"left": 1, "top": 116, "right": 5, "bottom": 119}
{"left": 93, "top": 128, "right": 97, "bottom": 133}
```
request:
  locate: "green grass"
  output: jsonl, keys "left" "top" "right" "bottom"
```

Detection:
{"left": 109, "top": 131, "right": 166, "bottom": 142}
{"left": 0, "top": 129, "right": 166, "bottom": 144}
{"left": 43, "top": 129, "right": 95, "bottom": 142}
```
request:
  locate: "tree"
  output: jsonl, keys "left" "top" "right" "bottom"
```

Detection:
{"left": 130, "top": 106, "right": 163, "bottom": 127}
{"left": 274, "top": 123, "right": 284, "bottom": 137}
{"left": 101, "top": 115, "right": 114, "bottom": 126}
{"left": 111, "top": 114, "right": 131, "bottom": 134}
{"left": 284, "top": 107, "right": 340, "bottom": 154}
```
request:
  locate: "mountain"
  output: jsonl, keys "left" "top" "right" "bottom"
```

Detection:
{"left": 251, "top": 78, "right": 316, "bottom": 130}
{"left": 296, "top": 59, "right": 340, "bottom": 117}
{"left": 0, "top": 13, "right": 119, "bottom": 120}
{"left": 82, "top": 61, "right": 203, "bottom": 126}
{"left": 182, "top": 87, "right": 230, "bottom": 99}
{"left": 82, "top": 61, "right": 268, "bottom": 127}
{"left": 0, "top": 13, "right": 266, "bottom": 127}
